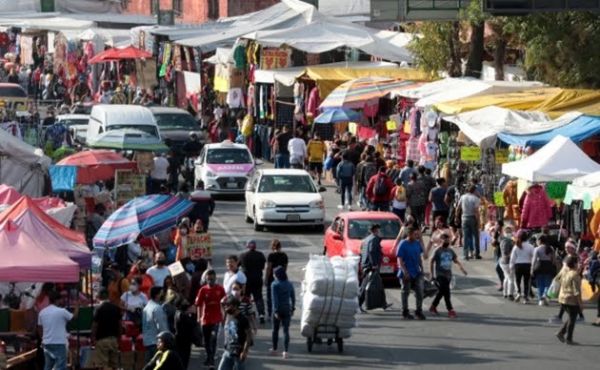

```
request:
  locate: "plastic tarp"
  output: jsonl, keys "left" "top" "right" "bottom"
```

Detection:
{"left": 49, "top": 165, "right": 77, "bottom": 192}
{"left": 434, "top": 88, "right": 560, "bottom": 115}
{"left": 0, "top": 220, "right": 80, "bottom": 283}
{"left": 532, "top": 89, "right": 600, "bottom": 118}
{"left": 204, "top": 48, "right": 233, "bottom": 65}
{"left": 501, "top": 135, "right": 600, "bottom": 182}
{"left": 0, "top": 129, "right": 50, "bottom": 197}
{"left": 0, "top": 202, "right": 77, "bottom": 227}
{"left": 497, "top": 115, "right": 600, "bottom": 147}
{"left": 243, "top": 19, "right": 414, "bottom": 63}
{"left": 0, "top": 16, "right": 95, "bottom": 31}
{"left": 318, "top": 0, "right": 369, "bottom": 16}
{"left": 445, "top": 107, "right": 581, "bottom": 148}
{"left": 304, "top": 66, "right": 431, "bottom": 99}
{"left": 565, "top": 171, "right": 600, "bottom": 206}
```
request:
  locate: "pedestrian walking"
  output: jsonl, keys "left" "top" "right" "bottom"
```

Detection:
{"left": 429, "top": 234, "right": 468, "bottom": 318}
{"left": 142, "top": 287, "right": 169, "bottom": 363}
{"left": 391, "top": 178, "right": 407, "bottom": 222}
{"left": 499, "top": 225, "right": 516, "bottom": 300}
{"left": 429, "top": 178, "right": 449, "bottom": 222}
{"left": 288, "top": 131, "right": 307, "bottom": 169}
{"left": 38, "top": 291, "right": 79, "bottom": 370}
{"left": 195, "top": 270, "right": 226, "bottom": 369}
{"left": 550, "top": 240, "right": 585, "bottom": 324}
{"left": 146, "top": 252, "right": 171, "bottom": 288}
{"left": 406, "top": 173, "right": 428, "bottom": 229}
{"left": 189, "top": 181, "right": 215, "bottom": 231}
{"left": 510, "top": 230, "right": 535, "bottom": 304}
{"left": 398, "top": 159, "right": 416, "bottom": 188}
{"left": 265, "top": 239, "right": 289, "bottom": 318}
{"left": 224, "top": 255, "right": 248, "bottom": 295}
{"left": 531, "top": 234, "right": 557, "bottom": 306}
{"left": 218, "top": 296, "right": 252, "bottom": 370}
{"left": 274, "top": 126, "right": 292, "bottom": 169}
{"left": 357, "top": 155, "right": 377, "bottom": 210}
{"left": 358, "top": 224, "right": 392, "bottom": 311}
{"left": 90, "top": 289, "right": 121, "bottom": 370}
{"left": 174, "top": 302, "right": 196, "bottom": 369}
{"left": 143, "top": 331, "right": 185, "bottom": 370}
{"left": 239, "top": 240, "right": 267, "bottom": 324}
{"left": 458, "top": 185, "right": 481, "bottom": 260}
{"left": 555, "top": 256, "right": 583, "bottom": 345}
{"left": 307, "top": 133, "right": 327, "bottom": 185}
{"left": 336, "top": 152, "right": 356, "bottom": 210}
{"left": 397, "top": 226, "right": 427, "bottom": 320}
{"left": 366, "top": 166, "right": 394, "bottom": 211}
{"left": 270, "top": 267, "right": 296, "bottom": 359}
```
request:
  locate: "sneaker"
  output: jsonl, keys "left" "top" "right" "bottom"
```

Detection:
{"left": 269, "top": 348, "right": 278, "bottom": 355}
{"left": 259, "top": 316, "right": 266, "bottom": 324}
{"left": 448, "top": 310, "right": 457, "bottom": 319}
{"left": 383, "top": 303, "right": 393, "bottom": 311}
{"left": 475, "top": 255, "right": 482, "bottom": 260}
{"left": 337, "top": 204, "right": 344, "bottom": 209}
{"left": 415, "top": 311, "right": 426, "bottom": 320}
{"left": 429, "top": 305, "right": 439, "bottom": 315}
{"left": 522, "top": 298, "right": 529, "bottom": 305}
{"left": 566, "top": 340, "right": 579, "bottom": 346}
{"left": 556, "top": 333, "right": 565, "bottom": 343}
{"left": 514, "top": 294, "right": 521, "bottom": 302}
{"left": 549, "top": 315, "right": 563, "bottom": 325}
{"left": 577, "top": 315, "right": 585, "bottom": 322}
{"left": 282, "top": 351, "right": 289, "bottom": 359}
{"left": 317, "top": 180, "right": 322, "bottom": 185}
{"left": 507, "top": 295, "right": 514, "bottom": 301}
{"left": 538, "top": 300, "right": 545, "bottom": 306}
{"left": 402, "top": 310, "right": 414, "bottom": 320}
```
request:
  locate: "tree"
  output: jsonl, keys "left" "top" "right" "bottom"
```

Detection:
{"left": 461, "top": 0, "right": 488, "bottom": 78}
{"left": 407, "top": 22, "right": 457, "bottom": 78}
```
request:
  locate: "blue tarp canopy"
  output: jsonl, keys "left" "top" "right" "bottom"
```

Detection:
{"left": 49, "top": 165, "right": 77, "bottom": 192}
{"left": 498, "top": 115, "right": 600, "bottom": 147}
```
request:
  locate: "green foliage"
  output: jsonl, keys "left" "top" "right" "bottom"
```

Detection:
{"left": 407, "top": 22, "right": 454, "bottom": 77}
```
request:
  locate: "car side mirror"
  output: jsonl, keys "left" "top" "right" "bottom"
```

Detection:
{"left": 318, "top": 186, "right": 327, "bottom": 192}
{"left": 255, "top": 159, "right": 264, "bottom": 166}
{"left": 332, "top": 233, "right": 343, "bottom": 241}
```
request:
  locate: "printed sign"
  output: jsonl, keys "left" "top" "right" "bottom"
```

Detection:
{"left": 460, "top": 146, "right": 481, "bottom": 161}
{"left": 186, "top": 232, "right": 213, "bottom": 259}
{"left": 260, "top": 48, "right": 291, "bottom": 70}
{"left": 115, "top": 169, "right": 146, "bottom": 207}
{"left": 495, "top": 149, "right": 509, "bottom": 164}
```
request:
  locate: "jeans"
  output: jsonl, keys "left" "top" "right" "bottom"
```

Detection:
{"left": 514, "top": 263, "right": 531, "bottom": 297}
{"left": 431, "top": 275, "right": 453, "bottom": 311}
{"left": 401, "top": 274, "right": 424, "bottom": 313}
{"left": 535, "top": 273, "right": 553, "bottom": 300}
{"left": 461, "top": 216, "right": 479, "bottom": 258}
{"left": 218, "top": 350, "right": 245, "bottom": 370}
{"left": 272, "top": 311, "right": 291, "bottom": 352}
{"left": 144, "top": 345, "right": 157, "bottom": 364}
{"left": 275, "top": 153, "right": 290, "bottom": 169}
{"left": 500, "top": 262, "right": 515, "bottom": 297}
{"left": 246, "top": 281, "right": 265, "bottom": 317}
{"left": 339, "top": 178, "right": 353, "bottom": 206}
{"left": 202, "top": 323, "right": 220, "bottom": 366}
{"left": 358, "top": 186, "right": 369, "bottom": 209}
{"left": 558, "top": 304, "right": 579, "bottom": 341}
{"left": 266, "top": 279, "right": 274, "bottom": 317}
{"left": 43, "top": 344, "right": 67, "bottom": 370}
{"left": 370, "top": 201, "right": 389, "bottom": 212}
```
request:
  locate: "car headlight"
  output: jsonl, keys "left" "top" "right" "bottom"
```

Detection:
{"left": 259, "top": 200, "right": 276, "bottom": 209}
{"left": 205, "top": 170, "right": 216, "bottom": 178}
{"left": 309, "top": 200, "right": 325, "bottom": 209}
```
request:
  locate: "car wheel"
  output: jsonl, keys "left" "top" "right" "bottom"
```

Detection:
{"left": 245, "top": 211, "right": 252, "bottom": 224}
{"left": 253, "top": 209, "right": 262, "bottom": 232}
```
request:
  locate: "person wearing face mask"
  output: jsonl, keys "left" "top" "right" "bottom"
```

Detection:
{"left": 499, "top": 226, "right": 516, "bottom": 300}
{"left": 121, "top": 277, "right": 148, "bottom": 326}
{"left": 142, "top": 287, "right": 169, "bottom": 363}
{"left": 270, "top": 267, "right": 295, "bottom": 359}
{"left": 218, "top": 295, "right": 252, "bottom": 370}
{"left": 358, "top": 224, "right": 392, "bottom": 311}
{"left": 195, "top": 270, "right": 226, "bottom": 370}
{"left": 230, "top": 282, "right": 257, "bottom": 336}
{"left": 147, "top": 252, "right": 171, "bottom": 288}
{"left": 175, "top": 222, "right": 191, "bottom": 261}
{"left": 429, "top": 234, "right": 468, "bottom": 318}
{"left": 223, "top": 255, "right": 247, "bottom": 295}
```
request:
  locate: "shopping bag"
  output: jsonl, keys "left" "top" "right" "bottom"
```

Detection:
{"left": 547, "top": 279, "right": 560, "bottom": 300}
{"left": 424, "top": 279, "right": 439, "bottom": 298}
{"left": 365, "top": 270, "right": 386, "bottom": 310}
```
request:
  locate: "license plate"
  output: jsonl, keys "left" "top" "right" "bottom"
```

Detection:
{"left": 226, "top": 182, "right": 237, "bottom": 189}
{"left": 380, "top": 265, "right": 393, "bottom": 274}
{"left": 286, "top": 214, "right": 301, "bottom": 222}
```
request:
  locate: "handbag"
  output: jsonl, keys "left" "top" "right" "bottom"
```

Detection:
{"left": 547, "top": 279, "right": 561, "bottom": 299}
{"left": 424, "top": 279, "right": 439, "bottom": 298}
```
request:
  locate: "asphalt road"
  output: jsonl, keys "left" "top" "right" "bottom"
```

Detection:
{"left": 188, "top": 180, "right": 600, "bottom": 370}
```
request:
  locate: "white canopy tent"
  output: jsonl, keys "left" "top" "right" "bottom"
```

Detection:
{"left": 502, "top": 135, "right": 600, "bottom": 182}
{"left": 391, "top": 77, "right": 545, "bottom": 107}
{"left": 564, "top": 172, "right": 600, "bottom": 205}
{"left": 445, "top": 107, "right": 581, "bottom": 147}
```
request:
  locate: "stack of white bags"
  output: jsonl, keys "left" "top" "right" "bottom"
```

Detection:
{"left": 300, "top": 255, "right": 359, "bottom": 338}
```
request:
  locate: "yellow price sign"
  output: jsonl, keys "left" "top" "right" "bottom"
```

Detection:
{"left": 495, "top": 149, "right": 509, "bottom": 164}
{"left": 460, "top": 146, "right": 481, "bottom": 161}
{"left": 386, "top": 120, "right": 397, "bottom": 131}
{"left": 493, "top": 191, "right": 505, "bottom": 207}
{"left": 348, "top": 122, "right": 357, "bottom": 135}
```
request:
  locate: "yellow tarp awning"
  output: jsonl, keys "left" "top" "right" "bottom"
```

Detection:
{"left": 435, "top": 88, "right": 560, "bottom": 115}
{"left": 533, "top": 89, "right": 600, "bottom": 118}
{"left": 303, "top": 67, "right": 432, "bottom": 98}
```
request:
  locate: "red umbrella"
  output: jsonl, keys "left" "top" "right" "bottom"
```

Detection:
{"left": 57, "top": 150, "right": 137, "bottom": 184}
{"left": 89, "top": 46, "right": 152, "bottom": 64}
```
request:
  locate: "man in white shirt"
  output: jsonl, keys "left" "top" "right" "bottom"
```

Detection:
{"left": 151, "top": 153, "right": 169, "bottom": 193}
{"left": 146, "top": 252, "right": 171, "bottom": 288}
{"left": 287, "top": 132, "right": 307, "bottom": 169}
{"left": 223, "top": 255, "right": 247, "bottom": 295}
{"left": 459, "top": 185, "right": 482, "bottom": 260}
{"left": 38, "top": 291, "right": 79, "bottom": 370}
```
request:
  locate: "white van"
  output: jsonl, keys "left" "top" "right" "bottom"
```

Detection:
{"left": 86, "top": 105, "right": 161, "bottom": 144}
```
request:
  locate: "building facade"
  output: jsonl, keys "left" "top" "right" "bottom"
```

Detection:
{"left": 123, "top": 0, "right": 279, "bottom": 24}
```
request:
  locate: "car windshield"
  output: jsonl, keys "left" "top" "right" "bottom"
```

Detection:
{"left": 107, "top": 124, "right": 159, "bottom": 137}
{"left": 258, "top": 175, "right": 316, "bottom": 193}
{"left": 154, "top": 113, "right": 197, "bottom": 129}
{"left": 0, "top": 85, "right": 27, "bottom": 98}
{"left": 207, "top": 148, "right": 251, "bottom": 164}
{"left": 347, "top": 219, "right": 401, "bottom": 240}
{"left": 59, "top": 119, "right": 88, "bottom": 127}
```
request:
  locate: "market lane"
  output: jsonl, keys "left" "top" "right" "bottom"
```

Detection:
{"left": 188, "top": 184, "right": 600, "bottom": 370}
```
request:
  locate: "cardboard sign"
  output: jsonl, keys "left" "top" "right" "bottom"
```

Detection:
{"left": 168, "top": 261, "right": 185, "bottom": 276}
{"left": 186, "top": 232, "right": 213, "bottom": 259}
{"left": 495, "top": 149, "right": 509, "bottom": 164}
{"left": 115, "top": 170, "right": 147, "bottom": 207}
{"left": 348, "top": 122, "right": 357, "bottom": 135}
{"left": 460, "top": 146, "right": 481, "bottom": 161}
{"left": 493, "top": 192, "right": 505, "bottom": 206}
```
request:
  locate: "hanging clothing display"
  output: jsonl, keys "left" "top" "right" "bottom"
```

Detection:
{"left": 306, "top": 87, "right": 320, "bottom": 118}
{"left": 226, "top": 88, "right": 245, "bottom": 109}
{"left": 520, "top": 184, "right": 554, "bottom": 229}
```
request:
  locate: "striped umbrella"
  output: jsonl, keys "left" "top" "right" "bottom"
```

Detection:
{"left": 314, "top": 108, "right": 362, "bottom": 124}
{"left": 93, "top": 195, "right": 194, "bottom": 249}
{"left": 320, "top": 77, "right": 418, "bottom": 109}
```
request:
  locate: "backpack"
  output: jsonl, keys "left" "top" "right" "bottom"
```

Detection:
{"left": 374, "top": 176, "right": 389, "bottom": 197}
{"left": 362, "top": 163, "right": 377, "bottom": 186}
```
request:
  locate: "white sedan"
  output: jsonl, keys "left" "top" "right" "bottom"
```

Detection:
{"left": 245, "top": 169, "right": 326, "bottom": 231}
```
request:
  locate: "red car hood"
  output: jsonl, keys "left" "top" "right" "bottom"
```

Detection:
{"left": 346, "top": 238, "right": 397, "bottom": 259}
